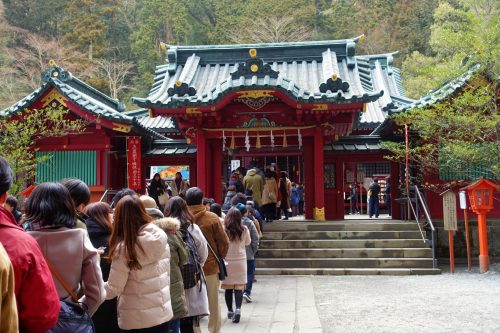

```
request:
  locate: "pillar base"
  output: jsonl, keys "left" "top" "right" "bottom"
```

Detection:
{"left": 479, "top": 255, "right": 490, "bottom": 273}
{"left": 313, "top": 207, "right": 325, "bottom": 221}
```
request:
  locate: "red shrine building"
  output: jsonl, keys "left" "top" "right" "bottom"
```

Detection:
{"left": 2, "top": 37, "right": 496, "bottom": 220}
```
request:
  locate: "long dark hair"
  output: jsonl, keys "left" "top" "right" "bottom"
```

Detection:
{"left": 164, "top": 196, "right": 193, "bottom": 231}
{"left": 108, "top": 195, "right": 150, "bottom": 270}
{"left": 85, "top": 202, "right": 112, "bottom": 233}
{"left": 224, "top": 207, "right": 244, "bottom": 241}
{"left": 24, "top": 182, "right": 76, "bottom": 229}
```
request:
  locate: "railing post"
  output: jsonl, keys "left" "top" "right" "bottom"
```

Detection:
{"left": 432, "top": 229, "right": 436, "bottom": 269}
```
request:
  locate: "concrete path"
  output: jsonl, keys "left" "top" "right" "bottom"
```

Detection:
{"left": 200, "top": 276, "right": 323, "bottom": 333}
{"left": 199, "top": 263, "right": 500, "bottom": 333}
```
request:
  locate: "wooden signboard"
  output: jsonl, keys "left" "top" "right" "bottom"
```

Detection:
{"left": 443, "top": 191, "right": 458, "bottom": 231}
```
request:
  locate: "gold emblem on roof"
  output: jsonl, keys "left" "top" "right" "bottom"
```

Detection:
{"left": 249, "top": 48, "right": 257, "bottom": 58}
{"left": 250, "top": 64, "right": 259, "bottom": 72}
{"left": 175, "top": 80, "right": 182, "bottom": 87}
{"left": 48, "top": 59, "right": 57, "bottom": 67}
{"left": 331, "top": 74, "right": 338, "bottom": 81}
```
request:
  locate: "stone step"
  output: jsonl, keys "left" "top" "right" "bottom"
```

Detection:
{"left": 263, "top": 230, "right": 423, "bottom": 240}
{"left": 256, "top": 258, "right": 434, "bottom": 269}
{"left": 264, "top": 221, "right": 421, "bottom": 232}
{"left": 259, "top": 239, "right": 429, "bottom": 249}
{"left": 255, "top": 268, "right": 442, "bottom": 276}
{"left": 258, "top": 248, "right": 432, "bottom": 259}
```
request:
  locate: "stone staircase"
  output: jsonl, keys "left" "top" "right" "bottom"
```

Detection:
{"left": 256, "top": 220, "right": 441, "bottom": 275}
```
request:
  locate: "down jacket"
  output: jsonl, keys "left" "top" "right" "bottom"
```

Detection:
{"left": 153, "top": 217, "right": 189, "bottom": 320}
{"left": 105, "top": 223, "right": 173, "bottom": 330}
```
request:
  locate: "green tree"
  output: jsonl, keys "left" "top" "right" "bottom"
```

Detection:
{"left": 402, "top": 0, "right": 498, "bottom": 98}
{"left": 384, "top": 0, "right": 499, "bottom": 187}
{"left": 130, "top": 0, "right": 190, "bottom": 95}
{"left": 0, "top": 106, "right": 85, "bottom": 194}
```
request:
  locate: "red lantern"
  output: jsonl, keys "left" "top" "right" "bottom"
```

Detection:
{"left": 464, "top": 178, "right": 500, "bottom": 273}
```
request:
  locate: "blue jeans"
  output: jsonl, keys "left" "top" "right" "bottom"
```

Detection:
{"left": 244, "top": 259, "right": 256, "bottom": 295}
{"left": 168, "top": 319, "right": 179, "bottom": 333}
{"left": 369, "top": 198, "right": 379, "bottom": 217}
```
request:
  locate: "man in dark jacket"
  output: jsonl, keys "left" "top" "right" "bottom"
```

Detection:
{"left": 369, "top": 179, "right": 381, "bottom": 218}
{"left": 186, "top": 187, "right": 229, "bottom": 333}
{"left": 0, "top": 156, "right": 60, "bottom": 333}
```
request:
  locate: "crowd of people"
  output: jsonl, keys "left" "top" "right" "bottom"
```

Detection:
{"left": 0, "top": 156, "right": 282, "bottom": 333}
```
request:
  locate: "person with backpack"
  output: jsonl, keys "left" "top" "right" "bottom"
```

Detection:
{"left": 165, "top": 196, "right": 209, "bottom": 333}
{"left": 186, "top": 188, "right": 229, "bottom": 333}
{"left": 221, "top": 208, "right": 251, "bottom": 323}
{"left": 153, "top": 201, "right": 189, "bottom": 333}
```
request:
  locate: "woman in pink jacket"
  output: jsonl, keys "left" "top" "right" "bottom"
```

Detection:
{"left": 221, "top": 207, "right": 250, "bottom": 323}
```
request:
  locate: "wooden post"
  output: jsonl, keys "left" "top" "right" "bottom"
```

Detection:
{"left": 313, "top": 127, "right": 325, "bottom": 221}
{"left": 464, "top": 209, "right": 472, "bottom": 272}
{"left": 449, "top": 230, "right": 455, "bottom": 273}
{"left": 477, "top": 213, "right": 489, "bottom": 273}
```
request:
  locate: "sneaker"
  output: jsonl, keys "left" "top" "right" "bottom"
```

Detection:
{"left": 243, "top": 293, "right": 253, "bottom": 303}
{"left": 232, "top": 309, "right": 241, "bottom": 323}
{"left": 227, "top": 311, "right": 234, "bottom": 319}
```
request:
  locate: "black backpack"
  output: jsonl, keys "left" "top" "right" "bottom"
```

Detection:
{"left": 180, "top": 228, "right": 204, "bottom": 290}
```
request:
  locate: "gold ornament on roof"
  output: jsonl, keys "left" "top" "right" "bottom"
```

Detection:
{"left": 250, "top": 64, "right": 259, "bottom": 73}
{"left": 48, "top": 59, "right": 57, "bottom": 67}
{"left": 249, "top": 48, "right": 257, "bottom": 58}
{"left": 331, "top": 74, "right": 338, "bottom": 81}
{"left": 175, "top": 80, "right": 182, "bottom": 87}
{"left": 359, "top": 34, "right": 366, "bottom": 43}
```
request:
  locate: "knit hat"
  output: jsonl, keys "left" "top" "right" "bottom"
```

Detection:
{"left": 140, "top": 195, "right": 158, "bottom": 209}
{"left": 235, "top": 202, "right": 247, "bottom": 214}
{"left": 246, "top": 201, "right": 254, "bottom": 207}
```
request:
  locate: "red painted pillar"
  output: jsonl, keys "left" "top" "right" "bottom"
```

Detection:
{"left": 196, "top": 129, "right": 207, "bottom": 193}
{"left": 303, "top": 137, "right": 314, "bottom": 220}
{"left": 211, "top": 139, "right": 223, "bottom": 203}
{"left": 313, "top": 127, "right": 325, "bottom": 221}
{"left": 477, "top": 213, "right": 490, "bottom": 273}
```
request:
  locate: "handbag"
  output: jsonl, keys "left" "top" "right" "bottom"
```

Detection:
{"left": 45, "top": 259, "right": 95, "bottom": 333}
{"left": 158, "top": 193, "right": 169, "bottom": 206}
{"left": 200, "top": 230, "right": 227, "bottom": 281}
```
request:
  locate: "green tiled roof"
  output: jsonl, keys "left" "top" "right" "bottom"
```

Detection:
{"left": 0, "top": 66, "right": 166, "bottom": 140}
{"left": 133, "top": 38, "right": 411, "bottom": 125}
{"left": 390, "top": 65, "right": 479, "bottom": 115}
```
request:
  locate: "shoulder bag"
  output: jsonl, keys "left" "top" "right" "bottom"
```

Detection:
{"left": 45, "top": 259, "right": 95, "bottom": 333}
{"left": 199, "top": 229, "right": 227, "bottom": 281}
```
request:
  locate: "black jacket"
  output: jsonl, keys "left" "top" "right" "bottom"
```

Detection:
{"left": 86, "top": 217, "right": 111, "bottom": 281}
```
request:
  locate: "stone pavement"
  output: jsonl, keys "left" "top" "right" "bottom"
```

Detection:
{"left": 200, "top": 276, "right": 323, "bottom": 333}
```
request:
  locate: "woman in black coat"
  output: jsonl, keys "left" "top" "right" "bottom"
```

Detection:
{"left": 85, "top": 202, "right": 120, "bottom": 333}
{"left": 148, "top": 173, "right": 165, "bottom": 208}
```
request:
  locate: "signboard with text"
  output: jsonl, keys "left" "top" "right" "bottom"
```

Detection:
{"left": 443, "top": 191, "right": 458, "bottom": 231}
{"left": 127, "top": 136, "right": 142, "bottom": 190}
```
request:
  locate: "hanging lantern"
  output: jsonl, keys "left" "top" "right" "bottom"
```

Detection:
{"left": 245, "top": 131, "right": 250, "bottom": 151}
{"left": 270, "top": 130, "right": 275, "bottom": 148}
{"left": 283, "top": 130, "right": 288, "bottom": 147}
{"left": 230, "top": 132, "right": 235, "bottom": 149}
{"left": 222, "top": 130, "right": 226, "bottom": 151}
{"left": 298, "top": 129, "right": 302, "bottom": 149}
{"left": 256, "top": 131, "right": 262, "bottom": 149}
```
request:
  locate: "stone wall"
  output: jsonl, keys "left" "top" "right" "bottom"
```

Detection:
{"left": 431, "top": 219, "right": 500, "bottom": 259}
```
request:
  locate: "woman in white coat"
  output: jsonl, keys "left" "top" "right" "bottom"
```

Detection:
{"left": 164, "top": 196, "right": 209, "bottom": 333}
{"left": 105, "top": 195, "right": 173, "bottom": 332}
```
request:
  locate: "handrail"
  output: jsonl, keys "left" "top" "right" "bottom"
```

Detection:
{"left": 406, "top": 185, "right": 437, "bottom": 269}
